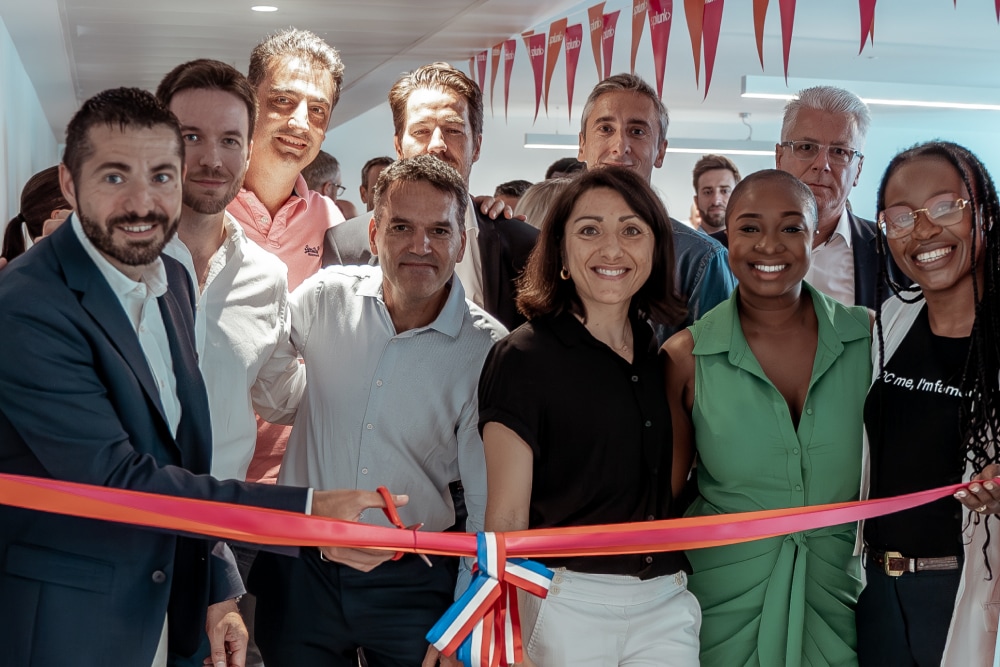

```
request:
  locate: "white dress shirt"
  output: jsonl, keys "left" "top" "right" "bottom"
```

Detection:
{"left": 806, "top": 208, "right": 856, "bottom": 306}
{"left": 453, "top": 200, "right": 484, "bottom": 309}
{"left": 164, "top": 213, "right": 304, "bottom": 480}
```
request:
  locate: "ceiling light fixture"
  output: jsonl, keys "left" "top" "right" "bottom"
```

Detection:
{"left": 524, "top": 133, "right": 774, "bottom": 156}
{"left": 251, "top": 5, "right": 279, "bottom": 12}
{"left": 742, "top": 75, "right": 1000, "bottom": 112}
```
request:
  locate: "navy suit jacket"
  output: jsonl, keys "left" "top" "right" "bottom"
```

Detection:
{"left": 324, "top": 205, "right": 538, "bottom": 330}
{"left": 0, "top": 222, "right": 307, "bottom": 666}
{"left": 849, "top": 211, "right": 900, "bottom": 308}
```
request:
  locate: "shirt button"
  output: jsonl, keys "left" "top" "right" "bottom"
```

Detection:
{"left": 647, "top": 514, "right": 655, "bottom": 521}
{"left": 645, "top": 420, "right": 652, "bottom": 427}
{"left": 631, "top": 375, "right": 639, "bottom": 382}
{"left": 806, "top": 408, "right": 813, "bottom": 415}
{"left": 792, "top": 448, "right": 799, "bottom": 455}
{"left": 376, "top": 380, "right": 383, "bottom": 387}
{"left": 268, "top": 240, "right": 280, "bottom": 248}
{"left": 361, "top": 468, "right": 368, "bottom": 475}
{"left": 645, "top": 556, "right": 653, "bottom": 564}
{"left": 151, "top": 570, "right": 167, "bottom": 584}
{"left": 795, "top": 484, "right": 802, "bottom": 491}
{"left": 366, "top": 423, "right": 373, "bottom": 430}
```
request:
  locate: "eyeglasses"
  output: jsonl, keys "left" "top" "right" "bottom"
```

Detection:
{"left": 334, "top": 183, "right": 346, "bottom": 197}
{"left": 879, "top": 194, "right": 969, "bottom": 239}
{"left": 779, "top": 141, "right": 863, "bottom": 166}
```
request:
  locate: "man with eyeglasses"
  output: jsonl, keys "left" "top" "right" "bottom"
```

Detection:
{"left": 776, "top": 85, "right": 895, "bottom": 308}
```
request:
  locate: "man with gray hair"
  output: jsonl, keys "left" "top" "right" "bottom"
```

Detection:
{"left": 577, "top": 73, "right": 736, "bottom": 339}
{"left": 776, "top": 85, "right": 893, "bottom": 307}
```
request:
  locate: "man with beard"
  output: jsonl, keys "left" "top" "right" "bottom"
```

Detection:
{"left": 692, "top": 154, "right": 740, "bottom": 248}
{"left": 0, "top": 87, "right": 399, "bottom": 667}
{"left": 324, "top": 62, "right": 538, "bottom": 330}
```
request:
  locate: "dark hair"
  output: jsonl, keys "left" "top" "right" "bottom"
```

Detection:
{"left": 63, "top": 87, "right": 182, "bottom": 186}
{"left": 692, "top": 154, "right": 742, "bottom": 191}
{"left": 494, "top": 180, "right": 533, "bottom": 198}
{"left": 301, "top": 150, "right": 340, "bottom": 191}
{"left": 371, "top": 155, "right": 469, "bottom": 226}
{"left": 361, "top": 156, "right": 394, "bottom": 186}
{"left": 517, "top": 166, "right": 685, "bottom": 326}
{"left": 156, "top": 58, "right": 258, "bottom": 138}
{"left": 2, "top": 166, "right": 69, "bottom": 261}
{"left": 545, "top": 157, "right": 585, "bottom": 180}
{"left": 874, "top": 140, "right": 1000, "bottom": 573}
{"left": 389, "top": 62, "right": 484, "bottom": 140}
{"left": 247, "top": 28, "right": 344, "bottom": 109}
{"left": 724, "top": 169, "right": 817, "bottom": 231}
{"left": 580, "top": 73, "right": 669, "bottom": 143}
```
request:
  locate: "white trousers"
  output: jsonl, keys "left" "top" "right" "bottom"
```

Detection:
{"left": 521, "top": 569, "right": 701, "bottom": 666}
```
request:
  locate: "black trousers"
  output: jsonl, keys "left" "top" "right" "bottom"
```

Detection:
{"left": 250, "top": 548, "right": 457, "bottom": 667}
{"left": 856, "top": 558, "right": 962, "bottom": 667}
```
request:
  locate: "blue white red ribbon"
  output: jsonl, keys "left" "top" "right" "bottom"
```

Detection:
{"left": 427, "top": 532, "right": 553, "bottom": 666}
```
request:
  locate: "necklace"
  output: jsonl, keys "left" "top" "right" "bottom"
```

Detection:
{"left": 617, "top": 318, "right": 631, "bottom": 354}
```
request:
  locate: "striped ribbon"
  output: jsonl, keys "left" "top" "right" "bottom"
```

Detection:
{"left": 426, "top": 532, "right": 553, "bottom": 666}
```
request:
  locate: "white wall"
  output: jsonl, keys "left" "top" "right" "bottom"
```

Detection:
{"left": 0, "top": 16, "right": 60, "bottom": 236}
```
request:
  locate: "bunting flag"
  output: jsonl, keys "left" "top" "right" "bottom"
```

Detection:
{"left": 602, "top": 9, "right": 622, "bottom": 79}
{"left": 503, "top": 39, "right": 517, "bottom": 122}
{"left": 684, "top": 0, "right": 704, "bottom": 86}
{"left": 476, "top": 50, "right": 488, "bottom": 91}
{"left": 859, "top": 0, "right": 877, "bottom": 54}
{"left": 753, "top": 0, "right": 769, "bottom": 68}
{"left": 779, "top": 0, "right": 796, "bottom": 82}
{"left": 544, "top": 18, "right": 568, "bottom": 114}
{"left": 489, "top": 43, "right": 503, "bottom": 117}
{"left": 996, "top": 0, "right": 1000, "bottom": 22}
{"left": 565, "top": 24, "right": 584, "bottom": 120}
{"left": 468, "top": 57, "right": 476, "bottom": 80}
{"left": 631, "top": 0, "right": 650, "bottom": 74}
{"left": 524, "top": 32, "right": 548, "bottom": 122}
{"left": 588, "top": 3, "right": 606, "bottom": 79}
{"left": 701, "top": 0, "right": 724, "bottom": 98}
{"left": 647, "top": 0, "right": 674, "bottom": 99}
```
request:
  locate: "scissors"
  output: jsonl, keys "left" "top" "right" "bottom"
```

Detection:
{"left": 377, "top": 486, "right": 433, "bottom": 567}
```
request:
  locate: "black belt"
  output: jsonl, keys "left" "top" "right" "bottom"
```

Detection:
{"left": 863, "top": 545, "right": 961, "bottom": 577}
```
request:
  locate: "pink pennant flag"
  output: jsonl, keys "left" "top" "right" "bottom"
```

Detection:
{"left": 859, "top": 0, "right": 876, "bottom": 53}
{"left": 684, "top": 0, "right": 704, "bottom": 86}
{"left": 631, "top": 0, "right": 649, "bottom": 74}
{"left": 468, "top": 57, "right": 475, "bottom": 80}
{"left": 779, "top": 0, "right": 796, "bottom": 82}
{"left": 588, "top": 3, "right": 606, "bottom": 79}
{"left": 544, "top": 19, "right": 568, "bottom": 114}
{"left": 524, "top": 32, "right": 548, "bottom": 123}
{"left": 475, "top": 50, "right": 488, "bottom": 91}
{"left": 601, "top": 9, "right": 622, "bottom": 79}
{"left": 565, "top": 24, "right": 584, "bottom": 120}
{"left": 647, "top": 0, "right": 673, "bottom": 99}
{"left": 503, "top": 39, "right": 517, "bottom": 122}
{"left": 489, "top": 43, "right": 502, "bottom": 117}
{"left": 701, "top": 0, "right": 724, "bottom": 98}
{"left": 753, "top": 0, "right": 769, "bottom": 68}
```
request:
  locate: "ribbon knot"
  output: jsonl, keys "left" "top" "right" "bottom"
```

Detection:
{"left": 426, "top": 532, "right": 553, "bottom": 667}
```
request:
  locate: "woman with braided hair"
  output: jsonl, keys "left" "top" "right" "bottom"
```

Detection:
{"left": 857, "top": 140, "right": 1000, "bottom": 666}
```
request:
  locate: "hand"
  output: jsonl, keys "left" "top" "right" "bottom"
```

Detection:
{"left": 41, "top": 209, "right": 71, "bottom": 237}
{"left": 311, "top": 488, "right": 409, "bottom": 572}
{"left": 953, "top": 463, "right": 1000, "bottom": 515}
{"left": 422, "top": 645, "right": 465, "bottom": 667}
{"left": 202, "top": 599, "right": 247, "bottom": 667}
{"left": 0, "top": 257, "right": 6, "bottom": 271}
{"left": 473, "top": 195, "right": 527, "bottom": 221}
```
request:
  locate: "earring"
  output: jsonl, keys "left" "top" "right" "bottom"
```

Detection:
{"left": 560, "top": 267, "right": 570, "bottom": 280}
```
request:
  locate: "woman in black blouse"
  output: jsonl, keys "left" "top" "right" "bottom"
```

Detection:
{"left": 478, "top": 167, "right": 698, "bottom": 666}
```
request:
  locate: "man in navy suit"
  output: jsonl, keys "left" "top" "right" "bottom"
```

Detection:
{"left": 0, "top": 87, "right": 397, "bottom": 667}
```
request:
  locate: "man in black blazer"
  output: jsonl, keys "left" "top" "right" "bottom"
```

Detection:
{"left": 324, "top": 63, "right": 538, "bottom": 330}
{"left": 0, "top": 88, "right": 393, "bottom": 667}
{"left": 776, "top": 85, "right": 896, "bottom": 308}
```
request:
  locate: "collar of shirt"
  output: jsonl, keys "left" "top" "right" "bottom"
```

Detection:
{"left": 464, "top": 198, "right": 480, "bottom": 238}
{"left": 232, "top": 173, "right": 312, "bottom": 229}
{"left": 547, "top": 309, "right": 655, "bottom": 354}
{"left": 829, "top": 208, "right": 854, "bottom": 249}
{"left": 71, "top": 212, "right": 169, "bottom": 316}
{"left": 356, "top": 266, "right": 468, "bottom": 339}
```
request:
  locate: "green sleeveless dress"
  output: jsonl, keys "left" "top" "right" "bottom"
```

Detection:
{"left": 685, "top": 284, "right": 870, "bottom": 667}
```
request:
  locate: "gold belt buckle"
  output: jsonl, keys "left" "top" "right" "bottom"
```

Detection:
{"left": 883, "top": 550, "right": 906, "bottom": 577}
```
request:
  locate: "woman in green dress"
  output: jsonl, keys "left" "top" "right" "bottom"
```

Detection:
{"left": 663, "top": 170, "right": 872, "bottom": 666}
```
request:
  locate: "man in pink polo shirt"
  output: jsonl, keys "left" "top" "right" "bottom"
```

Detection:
{"left": 227, "top": 27, "right": 345, "bottom": 291}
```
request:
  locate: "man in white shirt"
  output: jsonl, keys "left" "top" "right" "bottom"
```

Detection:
{"left": 250, "top": 155, "right": 507, "bottom": 667}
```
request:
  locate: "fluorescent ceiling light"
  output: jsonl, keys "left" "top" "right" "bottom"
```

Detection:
{"left": 524, "top": 133, "right": 774, "bottom": 156}
{"left": 251, "top": 5, "right": 278, "bottom": 12}
{"left": 742, "top": 75, "right": 1000, "bottom": 112}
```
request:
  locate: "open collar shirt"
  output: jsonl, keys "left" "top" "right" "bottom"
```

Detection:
{"left": 806, "top": 208, "right": 856, "bottom": 306}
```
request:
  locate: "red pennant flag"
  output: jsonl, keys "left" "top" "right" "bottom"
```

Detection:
{"left": 684, "top": 0, "right": 704, "bottom": 86}
{"left": 524, "top": 32, "right": 548, "bottom": 123}
{"left": 602, "top": 10, "right": 622, "bottom": 79}
{"left": 996, "top": 0, "right": 1000, "bottom": 22}
{"left": 859, "top": 0, "right": 876, "bottom": 54}
{"left": 475, "top": 50, "right": 488, "bottom": 91}
{"left": 503, "top": 39, "right": 517, "bottom": 122}
{"left": 647, "top": 0, "right": 673, "bottom": 99}
{"left": 631, "top": 0, "right": 649, "bottom": 74}
{"left": 544, "top": 19, "right": 568, "bottom": 114}
{"left": 588, "top": 3, "right": 606, "bottom": 79}
{"left": 489, "top": 43, "right": 503, "bottom": 117}
{"left": 565, "top": 24, "right": 584, "bottom": 120}
{"left": 753, "top": 0, "right": 769, "bottom": 68}
{"left": 701, "top": 0, "right": 724, "bottom": 98}
{"left": 779, "top": 0, "right": 796, "bottom": 82}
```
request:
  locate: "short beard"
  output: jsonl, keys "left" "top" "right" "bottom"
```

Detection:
{"left": 79, "top": 210, "right": 178, "bottom": 267}
{"left": 701, "top": 209, "right": 725, "bottom": 231}
{"left": 183, "top": 170, "right": 243, "bottom": 215}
